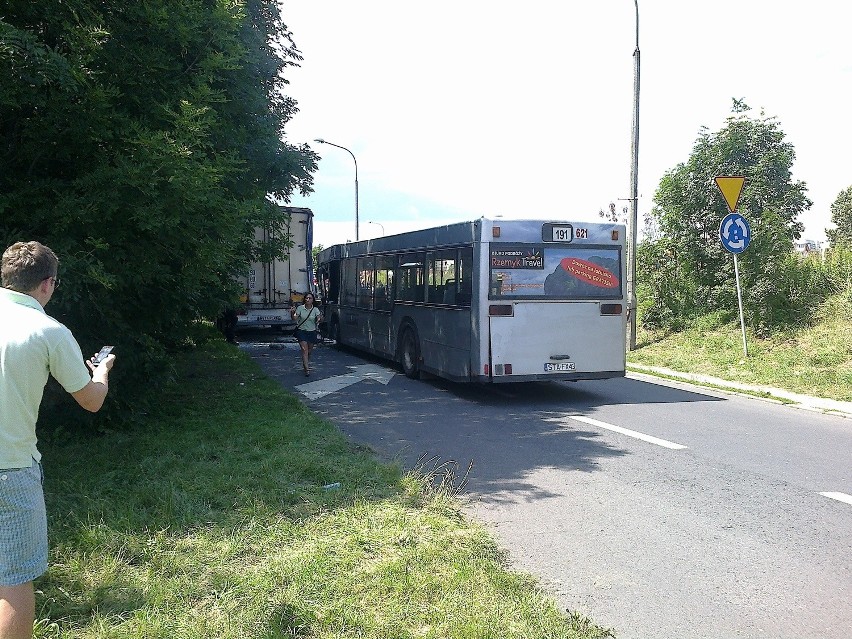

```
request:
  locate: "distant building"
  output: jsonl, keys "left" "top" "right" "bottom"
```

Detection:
{"left": 794, "top": 239, "right": 822, "bottom": 254}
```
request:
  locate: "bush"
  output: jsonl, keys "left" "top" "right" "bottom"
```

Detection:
{"left": 822, "top": 244, "right": 852, "bottom": 296}
{"left": 745, "top": 253, "right": 834, "bottom": 335}
{"left": 639, "top": 240, "right": 852, "bottom": 336}
{"left": 637, "top": 240, "right": 698, "bottom": 330}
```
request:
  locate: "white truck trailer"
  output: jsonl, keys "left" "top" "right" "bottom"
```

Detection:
{"left": 235, "top": 206, "right": 314, "bottom": 330}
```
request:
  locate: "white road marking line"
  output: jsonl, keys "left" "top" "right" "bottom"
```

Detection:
{"left": 568, "top": 415, "right": 688, "bottom": 450}
{"left": 820, "top": 492, "right": 852, "bottom": 506}
{"left": 295, "top": 364, "right": 395, "bottom": 400}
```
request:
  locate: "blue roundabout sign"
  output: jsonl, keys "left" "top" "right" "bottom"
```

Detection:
{"left": 719, "top": 213, "right": 751, "bottom": 254}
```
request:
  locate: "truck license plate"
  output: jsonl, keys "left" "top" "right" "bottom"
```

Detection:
{"left": 544, "top": 362, "right": 575, "bottom": 372}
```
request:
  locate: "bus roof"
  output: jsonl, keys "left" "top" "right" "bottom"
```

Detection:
{"left": 317, "top": 219, "right": 479, "bottom": 262}
{"left": 316, "top": 217, "right": 625, "bottom": 263}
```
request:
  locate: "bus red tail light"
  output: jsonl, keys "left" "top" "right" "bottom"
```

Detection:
{"left": 600, "top": 303, "right": 623, "bottom": 315}
{"left": 489, "top": 304, "right": 513, "bottom": 316}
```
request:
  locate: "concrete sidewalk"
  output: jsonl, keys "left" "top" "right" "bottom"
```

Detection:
{"left": 628, "top": 363, "right": 852, "bottom": 418}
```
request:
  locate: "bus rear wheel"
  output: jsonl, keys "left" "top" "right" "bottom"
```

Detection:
{"left": 400, "top": 327, "right": 420, "bottom": 379}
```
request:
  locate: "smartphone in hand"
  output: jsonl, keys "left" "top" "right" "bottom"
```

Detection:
{"left": 91, "top": 345, "right": 114, "bottom": 366}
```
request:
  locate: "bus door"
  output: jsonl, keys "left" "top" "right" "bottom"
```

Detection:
{"left": 486, "top": 242, "right": 626, "bottom": 381}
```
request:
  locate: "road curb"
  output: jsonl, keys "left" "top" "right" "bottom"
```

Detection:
{"left": 627, "top": 363, "right": 852, "bottom": 418}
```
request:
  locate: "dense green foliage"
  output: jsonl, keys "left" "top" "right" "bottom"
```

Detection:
{"left": 0, "top": 1, "right": 317, "bottom": 422}
{"left": 639, "top": 241, "right": 852, "bottom": 335}
{"left": 826, "top": 185, "right": 852, "bottom": 247}
{"left": 638, "top": 100, "right": 824, "bottom": 334}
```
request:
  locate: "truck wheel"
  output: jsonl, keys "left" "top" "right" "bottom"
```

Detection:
{"left": 400, "top": 327, "right": 420, "bottom": 379}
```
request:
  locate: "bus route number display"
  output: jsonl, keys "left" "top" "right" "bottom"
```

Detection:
{"left": 542, "top": 223, "right": 574, "bottom": 243}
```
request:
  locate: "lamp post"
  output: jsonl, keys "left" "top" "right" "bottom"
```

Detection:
{"left": 368, "top": 221, "right": 385, "bottom": 236}
{"left": 314, "top": 138, "right": 359, "bottom": 241}
{"left": 627, "top": 0, "right": 641, "bottom": 351}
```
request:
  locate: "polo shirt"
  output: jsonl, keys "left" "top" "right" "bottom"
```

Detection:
{"left": 294, "top": 305, "right": 320, "bottom": 332}
{"left": 0, "top": 288, "right": 91, "bottom": 468}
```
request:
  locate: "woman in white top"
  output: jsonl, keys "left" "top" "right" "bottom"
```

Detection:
{"left": 290, "top": 292, "right": 323, "bottom": 376}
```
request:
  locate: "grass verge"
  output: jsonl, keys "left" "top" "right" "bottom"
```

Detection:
{"left": 35, "top": 338, "right": 612, "bottom": 638}
{"left": 629, "top": 293, "right": 852, "bottom": 402}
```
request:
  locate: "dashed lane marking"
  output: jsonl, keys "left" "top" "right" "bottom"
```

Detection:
{"left": 819, "top": 492, "right": 852, "bottom": 506}
{"left": 569, "top": 415, "right": 688, "bottom": 450}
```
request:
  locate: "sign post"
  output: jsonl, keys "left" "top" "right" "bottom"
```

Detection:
{"left": 715, "top": 176, "right": 750, "bottom": 357}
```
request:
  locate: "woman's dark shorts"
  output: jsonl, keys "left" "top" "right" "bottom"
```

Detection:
{"left": 294, "top": 329, "right": 320, "bottom": 344}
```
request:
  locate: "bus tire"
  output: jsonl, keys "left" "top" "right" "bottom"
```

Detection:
{"left": 400, "top": 326, "right": 420, "bottom": 379}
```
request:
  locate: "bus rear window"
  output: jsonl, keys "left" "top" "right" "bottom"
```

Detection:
{"left": 489, "top": 244, "right": 622, "bottom": 300}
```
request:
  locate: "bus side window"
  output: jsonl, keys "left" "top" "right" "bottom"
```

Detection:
{"left": 429, "top": 249, "right": 456, "bottom": 304}
{"left": 341, "top": 259, "right": 357, "bottom": 307}
{"left": 316, "top": 266, "right": 329, "bottom": 303}
{"left": 356, "top": 257, "right": 375, "bottom": 310}
{"left": 327, "top": 262, "right": 340, "bottom": 304}
{"left": 456, "top": 247, "right": 473, "bottom": 306}
{"left": 397, "top": 253, "right": 424, "bottom": 302}
{"left": 375, "top": 255, "right": 394, "bottom": 311}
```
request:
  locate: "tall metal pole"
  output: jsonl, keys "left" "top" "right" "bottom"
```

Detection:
{"left": 733, "top": 254, "right": 748, "bottom": 357}
{"left": 627, "top": 0, "right": 641, "bottom": 351}
{"left": 314, "top": 138, "right": 359, "bottom": 241}
{"left": 354, "top": 161, "right": 359, "bottom": 241}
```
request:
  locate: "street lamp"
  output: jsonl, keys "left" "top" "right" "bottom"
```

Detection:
{"left": 368, "top": 221, "right": 385, "bottom": 236}
{"left": 314, "top": 138, "right": 359, "bottom": 241}
{"left": 626, "top": 0, "right": 641, "bottom": 351}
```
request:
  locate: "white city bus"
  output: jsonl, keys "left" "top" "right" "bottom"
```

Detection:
{"left": 315, "top": 218, "right": 626, "bottom": 383}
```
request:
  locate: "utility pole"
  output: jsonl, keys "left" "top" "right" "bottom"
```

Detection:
{"left": 627, "top": 0, "right": 641, "bottom": 350}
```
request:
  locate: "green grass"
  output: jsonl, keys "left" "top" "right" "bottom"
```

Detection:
{"left": 35, "top": 338, "right": 613, "bottom": 638}
{"left": 629, "top": 293, "right": 852, "bottom": 402}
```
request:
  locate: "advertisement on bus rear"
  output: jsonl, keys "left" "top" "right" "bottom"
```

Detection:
{"left": 489, "top": 244, "right": 622, "bottom": 299}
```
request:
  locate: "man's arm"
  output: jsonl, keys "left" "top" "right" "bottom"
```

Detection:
{"left": 71, "top": 354, "right": 115, "bottom": 412}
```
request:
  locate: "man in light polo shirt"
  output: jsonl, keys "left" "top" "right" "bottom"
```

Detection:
{"left": 0, "top": 241, "right": 116, "bottom": 639}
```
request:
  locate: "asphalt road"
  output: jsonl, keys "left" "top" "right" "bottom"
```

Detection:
{"left": 242, "top": 333, "right": 852, "bottom": 639}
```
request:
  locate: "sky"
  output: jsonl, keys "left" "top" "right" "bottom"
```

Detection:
{"left": 279, "top": 1, "right": 852, "bottom": 248}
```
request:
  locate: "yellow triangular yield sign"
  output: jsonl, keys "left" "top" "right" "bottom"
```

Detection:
{"left": 714, "top": 176, "right": 745, "bottom": 213}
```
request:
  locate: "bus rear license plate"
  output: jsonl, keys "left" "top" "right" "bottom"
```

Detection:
{"left": 544, "top": 362, "right": 575, "bottom": 372}
{"left": 258, "top": 316, "right": 283, "bottom": 321}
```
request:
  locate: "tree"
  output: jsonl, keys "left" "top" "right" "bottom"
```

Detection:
{"left": 599, "top": 202, "right": 627, "bottom": 223}
{"left": 0, "top": 1, "right": 318, "bottom": 424}
{"left": 826, "top": 186, "right": 852, "bottom": 247}
{"left": 640, "top": 99, "right": 812, "bottom": 332}
{"left": 598, "top": 201, "right": 660, "bottom": 241}
{"left": 312, "top": 243, "right": 324, "bottom": 267}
